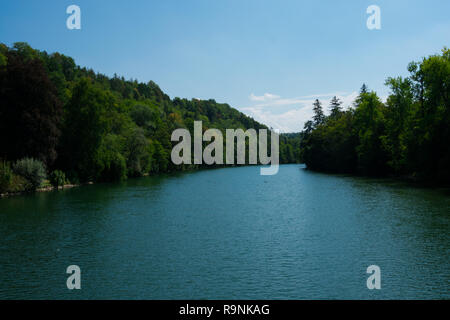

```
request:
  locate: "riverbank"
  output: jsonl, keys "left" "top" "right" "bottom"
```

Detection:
{"left": 303, "top": 165, "right": 450, "bottom": 189}
{"left": 2, "top": 163, "right": 448, "bottom": 199}
{"left": 0, "top": 163, "right": 268, "bottom": 199}
{"left": 0, "top": 183, "right": 80, "bottom": 198}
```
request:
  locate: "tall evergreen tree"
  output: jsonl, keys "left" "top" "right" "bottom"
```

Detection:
{"left": 312, "top": 99, "right": 325, "bottom": 126}
{"left": 329, "top": 96, "right": 342, "bottom": 118}
{"left": 360, "top": 83, "right": 368, "bottom": 94}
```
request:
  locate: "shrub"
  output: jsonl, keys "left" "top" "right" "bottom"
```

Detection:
{"left": 12, "top": 158, "right": 46, "bottom": 190}
{"left": 0, "top": 161, "right": 13, "bottom": 193}
{"left": 49, "top": 170, "right": 66, "bottom": 188}
{"left": 8, "top": 174, "right": 30, "bottom": 193}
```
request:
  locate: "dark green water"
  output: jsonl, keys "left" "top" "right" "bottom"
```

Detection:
{"left": 0, "top": 164, "right": 448, "bottom": 299}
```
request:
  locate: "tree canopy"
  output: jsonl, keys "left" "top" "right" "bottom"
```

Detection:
{"left": 0, "top": 42, "right": 300, "bottom": 187}
{"left": 300, "top": 48, "right": 450, "bottom": 184}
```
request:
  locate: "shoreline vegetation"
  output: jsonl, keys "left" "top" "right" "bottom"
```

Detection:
{"left": 2, "top": 161, "right": 448, "bottom": 200}
{"left": 299, "top": 48, "right": 450, "bottom": 186}
{"left": 1, "top": 43, "right": 449, "bottom": 199}
{"left": 0, "top": 183, "right": 79, "bottom": 199}
{"left": 0, "top": 42, "right": 300, "bottom": 198}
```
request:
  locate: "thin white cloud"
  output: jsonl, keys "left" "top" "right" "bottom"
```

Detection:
{"left": 244, "top": 107, "right": 313, "bottom": 133}
{"left": 250, "top": 97, "right": 315, "bottom": 108}
{"left": 248, "top": 91, "right": 349, "bottom": 108}
{"left": 242, "top": 91, "right": 359, "bottom": 132}
{"left": 295, "top": 91, "right": 348, "bottom": 99}
{"left": 249, "top": 93, "right": 280, "bottom": 102}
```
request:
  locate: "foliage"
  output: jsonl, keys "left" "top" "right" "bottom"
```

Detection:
{"left": 0, "top": 41, "right": 307, "bottom": 192}
{"left": 49, "top": 170, "right": 66, "bottom": 188}
{"left": 0, "top": 45, "right": 62, "bottom": 165}
{"left": 300, "top": 48, "right": 450, "bottom": 183}
{"left": 312, "top": 99, "right": 325, "bottom": 126}
{"left": 12, "top": 158, "right": 46, "bottom": 190}
{"left": 0, "top": 161, "right": 13, "bottom": 193}
{"left": 95, "top": 134, "right": 127, "bottom": 182}
{"left": 124, "top": 128, "right": 151, "bottom": 177}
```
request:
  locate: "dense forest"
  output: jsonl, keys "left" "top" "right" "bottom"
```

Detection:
{"left": 300, "top": 48, "right": 450, "bottom": 184}
{"left": 0, "top": 42, "right": 300, "bottom": 194}
{"left": 2, "top": 43, "right": 447, "bottom": 195}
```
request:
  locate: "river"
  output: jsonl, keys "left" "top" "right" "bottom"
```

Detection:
{"left": 0, "top": 164, "right": 448, "bottom": 299}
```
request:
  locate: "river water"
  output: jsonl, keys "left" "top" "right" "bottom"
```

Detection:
{"left": 0, "top": 164, "right": 448, "bottom": 299}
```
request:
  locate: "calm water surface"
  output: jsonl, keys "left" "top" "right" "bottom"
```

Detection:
{"left": 0, "top": 164, "right": 449, "bottom": 299}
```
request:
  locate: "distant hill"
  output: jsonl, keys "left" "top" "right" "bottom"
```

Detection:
{"left": 0, "top": 42, "right": 300, "bottom": 188}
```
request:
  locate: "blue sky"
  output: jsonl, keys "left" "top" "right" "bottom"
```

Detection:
{"left": 1, "top": 0, "right": 449, "bottom": 132}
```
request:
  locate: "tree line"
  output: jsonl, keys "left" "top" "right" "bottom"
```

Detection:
{"left": 0, "top": 42, "right": 300, "bottom": 194}
{"left": 300, "top": 48, "right": 450, "bottom": 184}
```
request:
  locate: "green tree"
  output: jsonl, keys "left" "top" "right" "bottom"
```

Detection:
{"left": 329, "top": 96, "right": 342, "bottom": 119}
{"left": 150, "top": 140, "right": 169, "bottom": 173}
{"left": 405, "top": 48, "right": 450, "bottom": 181}
{"left": 96, "top": 134, "right": 127, "bottom": 182}
{"left": 125, "top": 128, "right": 150, "bottom": 177}
{"left": 383, "top": 77, "right": 413, "bottom": 173}
{"left": 312, "top": 99, "right": 325, "bottom": 126}
{"left": 0, "top": 48, "right": 63, "bottom": 165}
{"left": 59, "top": 78, "right": 109, "bottom": 182}
{"left": 353, "top": 90, "right": 388, "bottom": 175}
